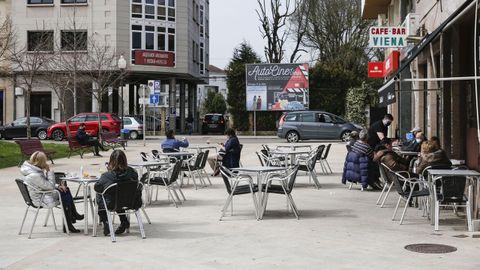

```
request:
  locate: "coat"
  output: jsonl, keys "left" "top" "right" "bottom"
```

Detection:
{"left": 20, "top": 162, "right": 59, "bottom": 208}
{"left": 416, "top": 149, "right": 451, "bottom": 175}
{"left": 94, "top": 166, "right": 140, "bottom": 210}
{"left": 342, "top": 151, "right": 370, "bottom": 188}
{"left": 222, "top": 136, "right": 241, "bottom": 168}
{"left": 373, "top": 150, "right": 408, "bottom": 172}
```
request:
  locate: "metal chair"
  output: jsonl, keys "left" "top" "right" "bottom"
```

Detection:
{"left": 319, "top": 143, "right": 333, "bottom": 174}
{"left": 219, "top": 166, "right": 259, "bottom": 220}
{"left": 15, "top": 179, "right": 69, "bottom": 239}
{"left": 94, "top": 181, "right": 146, "bottom": 242}
{"left": 376, "top": 163, "right": 398, "bottom": 208}
{"left": 297, "top": 149, "right": 321, "bottom": 189}
{"left": 181, "top": 152, "right": 206, "bottom": 189}
{"left": 198, "top": 150, "right": 212, "bottom": 185}
{"left": 147, "top": 160, "right": 185, "bottom": 207}
{"left": 261, "top": 166, "right": 300, "bottom": 219}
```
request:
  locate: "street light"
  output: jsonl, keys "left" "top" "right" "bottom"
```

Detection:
{"left": 118, "top": 55, "right": 127, "bottom": 138}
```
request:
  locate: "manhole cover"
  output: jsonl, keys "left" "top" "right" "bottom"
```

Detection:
{"left": 404, "top": 243, "right": 457, "bottom": 254}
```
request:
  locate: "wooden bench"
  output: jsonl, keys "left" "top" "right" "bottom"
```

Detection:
{"left": 15, "top": 139, "right": 56, "bottom": 166}
{"left": 101, "top": 132, "right": 127, "bottom": 150}
{"left": 67, "top": 136, "right": 94, "bottom": 159}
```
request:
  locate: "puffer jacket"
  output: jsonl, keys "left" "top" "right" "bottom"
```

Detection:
{"left": 373, "top": 150, "right": 408, "bottom": 172}
{"left": 94, "top": 167, "right": 140, "bottom": 210}
{"left": 20, "top": 162, "right": 59, "bottom": 208}
{"left": 342, "top": 151, "right": 370, "bottom": 188}
{"left": 416, "top": 149, "right": 451, "bottom": 175}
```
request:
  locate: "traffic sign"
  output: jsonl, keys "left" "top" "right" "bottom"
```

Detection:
{"left": 154, "top": 80, "right": 161, "bottom": 94}
{"left": 170, "top": 107, "right": 176, "bottom": 115}
{"left": 138, "top": 98, "right": 149, "bottom": 105}
{"left": 150, "top": 94, "right": 160, "bottom": 105}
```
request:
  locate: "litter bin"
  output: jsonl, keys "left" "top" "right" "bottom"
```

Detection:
{"left": 121, "top": 128, "right": 130, "bottom": 139}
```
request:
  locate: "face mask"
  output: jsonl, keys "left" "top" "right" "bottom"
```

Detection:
{"left": 383, "top": 120, "right": 391, "bottom": 127}
{"left": 415, "top": 138, "right": 422, "bottom": 143}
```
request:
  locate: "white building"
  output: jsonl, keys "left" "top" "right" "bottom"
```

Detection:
{"left": 197, "top": 64, "right": 227, "bottom": 113}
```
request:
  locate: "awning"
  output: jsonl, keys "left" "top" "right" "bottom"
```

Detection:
{"left": 378, "top": 79, "right": 396, "bottom": 107}
{"left": 376, "top": 0, "right": 474, "bottom": 105}
{"left": 361, "top": 0, "right": 390, "bottom": 19}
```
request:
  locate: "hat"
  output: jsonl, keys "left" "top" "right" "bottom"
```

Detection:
{"left": 410, "top": 127, "right": 421, "bottom": 133}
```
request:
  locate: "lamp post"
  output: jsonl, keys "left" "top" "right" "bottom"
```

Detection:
{"left": 118, "top": 55, "right": 127, "bottom": 138}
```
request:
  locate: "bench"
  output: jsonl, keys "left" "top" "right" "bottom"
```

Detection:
{"left": 15, "top": 139, "right": 56, "bottom": 167}
{"left": 101, "top": 132, "right": 127, "bottom": 150}
{"left": 67, "top": 136, "right": 94, "bottom": 159}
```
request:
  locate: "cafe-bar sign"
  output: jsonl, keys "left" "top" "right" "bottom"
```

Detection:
{"left": 135, "top": 50, "right": 175, "bottom": 67}
{"left": 369, "top": 27, "right": 407, "bottom": 48}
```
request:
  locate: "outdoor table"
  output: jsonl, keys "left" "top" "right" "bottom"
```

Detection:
{"left": 60, "top": 175, "right": 99, "bottom": 235}
{"left": 187, "top": 145, "right": 218, "bottom": 154}
{"left": 231, "top": 166, "right": 288, "bottom": 215}
{"left": 450, "top": 159, "right": 466, "bottom": 166}
{"left": 395, "top": 150, "right": 420, "bottom": 157}
{"left": 129, "top": 160, "right": 170, "bottom": 177}
{"left": 271, "top": 145, "right": 312, "bottom": 151}
{"left": 269, "top": 149, "right": 311, "bottom": 167}
{"left": 427, "top": 169, "right": 480, "bottom": 231}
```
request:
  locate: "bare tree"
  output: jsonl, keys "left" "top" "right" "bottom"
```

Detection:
{"left": 0, "top": 16, "right": 14, "bottom": 65}
{"left": 80, "top": 37, "right": 127, "bottom": 138}
{"left": 256, "top": 0, "right": 306, "bottom": 63}
{"left": 8, "top": 27, "right": 55, "bottom": 139}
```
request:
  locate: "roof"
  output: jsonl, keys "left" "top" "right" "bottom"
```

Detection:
{"left": 208, "top": 65, "right": 225, "bottom": 74}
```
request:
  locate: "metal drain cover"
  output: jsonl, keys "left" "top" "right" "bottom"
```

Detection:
{"left": 405, "top": 243, "right": 457, "bottom": 254}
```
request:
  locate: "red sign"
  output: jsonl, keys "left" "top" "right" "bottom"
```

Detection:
{"left": 384, "top": 50, "right": 400, "bottom": 77}
{"left": 134, "top": 50, "right": 175, "bottom": 67}
{"left": 368, "top": 62, "right": 384, "bottom": 78}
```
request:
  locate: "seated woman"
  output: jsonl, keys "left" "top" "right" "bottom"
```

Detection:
{"left": 373, "top": 138, "right": 409, "bottom": 171}
{"left": 94, "top": 150, "right": 140, "bottom": 236}
{"left": 342, "top": 130, "right": 381, "bottom": 190}
{"left": 20, "top": 151, "right": 83, "bottom": 233}
{"left": 415, "top": 139, "right": 451, "bottom": 175}
{"left": 161, "top": 129, "right": 189, "bottom": 152}
{"left": 208, "top": 128, "right": 241, "bottom": 174}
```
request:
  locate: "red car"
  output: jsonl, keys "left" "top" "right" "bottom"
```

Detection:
{"left": 47, "top": 113, "right": 121, "bottom": 141}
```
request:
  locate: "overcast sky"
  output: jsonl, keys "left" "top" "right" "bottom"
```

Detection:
{"left": 209, "top": 0, "right": 265, "bottom": 69}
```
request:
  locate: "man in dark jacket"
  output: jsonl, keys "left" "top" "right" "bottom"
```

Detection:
{"left": 94, "top": 150, "right": 140, "bottom": 236}
{"left": 76, "top": 123, "right": 105, "bottom": 156}
{"left": 367, "top": 114, "right": 393, "bottom": 148}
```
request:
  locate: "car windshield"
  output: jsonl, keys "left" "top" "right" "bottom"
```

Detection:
{"left": 111, "top": 114, "right": 121, "bottom": 121}
{"left": 133, "top": 117, "right": 143, "bottom": 124}
{"left": 205, "top": 115, "right": 222, "bottom": 122}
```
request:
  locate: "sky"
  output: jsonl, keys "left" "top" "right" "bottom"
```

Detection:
{"left": 209, "top": 0, "right": 265, "bottom": 69}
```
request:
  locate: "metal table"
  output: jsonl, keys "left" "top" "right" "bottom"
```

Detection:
{"left": 60, "top": 176, "right": 99, "bottom": 235}
{"left": 270, "top": 149, "right": 311, "bottom": 167}
{"left": 186, "top": 145, "right": 218, "bottom": 154}
{"left": 427, "top": 169, "right": 480, "bottom": 231}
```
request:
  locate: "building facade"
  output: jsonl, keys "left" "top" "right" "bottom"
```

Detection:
{"left": 363, "top": 0, "right": 480, "bottom": 169}
{"left": 197, "top": 64, "right": 227, "bottom": 112}
{"left": 0, "top": 0, "right": 209, "bottom": 133}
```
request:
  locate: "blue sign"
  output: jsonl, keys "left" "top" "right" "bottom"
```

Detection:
{"left": 150, "top": 94, "right": 160, "bottom": 105}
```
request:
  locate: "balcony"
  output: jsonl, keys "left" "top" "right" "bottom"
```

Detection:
{"left": 361, "top": 0, "right": 390, "bottom": 19}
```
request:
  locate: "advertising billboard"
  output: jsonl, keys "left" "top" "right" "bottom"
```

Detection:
{"left": 246, "top": 63, "right": 309, "bottom": 111}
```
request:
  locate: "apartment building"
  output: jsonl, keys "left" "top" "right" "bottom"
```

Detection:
{"left": 0, "top": 0, "right": 209, "bottom": 132}
{"left": 362, "top": 0, "right": 480, "bottom": 169}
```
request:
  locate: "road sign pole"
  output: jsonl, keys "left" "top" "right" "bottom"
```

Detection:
{"left": 142, "top": 86, "right": 146, "bottom": 147}
{"left": 254, "top": 109, "right": 256, "bottom": 137}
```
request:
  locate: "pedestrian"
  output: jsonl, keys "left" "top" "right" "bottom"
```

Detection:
{"left": 186, "top": 116, "right": 194, "bottom": 135}
{"left": 76, "top": 123, "right": 106, "bottom": 157}
{"left": 367, "top": 114, "right": 393, "bottom": 148}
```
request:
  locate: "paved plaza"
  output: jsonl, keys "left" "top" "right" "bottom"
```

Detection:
{"left": 0, "top": 136, "right": 479, "bottom": 270}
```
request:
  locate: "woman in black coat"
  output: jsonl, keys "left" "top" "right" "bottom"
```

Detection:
{"left": 94, "top": 150, "right": 139, "bottom": 236}
{"left": 221, "top": 128, "right": 241, "bottom": 168}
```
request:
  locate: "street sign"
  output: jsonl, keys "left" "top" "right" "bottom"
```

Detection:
{"left": 138, "top": 98, "right": 149, "bottom": 105}
{"left": 150, "top": 94, "right": 160, "bottom": 105}
{"left": 154, "top": 80, "right": 161, "bottom": 94}
{"left": 170, "top": 107, "right": 176, "bottom": 115}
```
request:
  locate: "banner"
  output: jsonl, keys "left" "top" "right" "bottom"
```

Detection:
{"left": 369, "top": 27, "right": 407, "bottom": 48}
{"left": 135, "top": 50, "right": 175, "bottom": 67}
{"left": 245, "top": 63, "right": 309, "bottom": 111}
{"left": 368, "top": 62, "right": 384, "bottom": 78}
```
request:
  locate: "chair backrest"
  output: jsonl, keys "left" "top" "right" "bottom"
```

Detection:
{"left": 256, "top": 152, "right": 265, "bottom": 167}
{"left": 260, "top": 149, "right": 269, "bottom": 158}
{"left": 139, "top": 173, "right": 149, "bottom": 184}
{"left": 54, "top": 172, "right": 66, "bottom": 185}
{"left": 140, "top": 152, "right": 149, "bottom": 161}
{"left": 15, "top": 179, "right": 35, "bottom": 207}
{"left": 438, "top": 176, "right": 467, "bottom": 202}
{"left": 321, "top": 144, "right": 331, "bottom": 159}
{"left": 219, "top": 166, "right": 233, "bottom": 194}
{"left": 378, "top": 163, "right": 391, "bottom": 184}
{"left": 169, "top": 160, "right": 183, "bottom": 183}
{"left": 162, "top": 148, "right": 178, "bottom": 153}
{"left": 262, "top": 145, "right": 271, "bottom": 153}
{"left": 286, "top": 166, "right": 300, "bottom": 193}
{"left": 193, "top": 152, "right": 204, "bottom": 169}
{"left": 389, "top": 170, "right": 408, "bottom": 196}
{"left": 102, "top": 181, "right": 143, "bottom": 211}
{"left": 315, "top": 145, "right": 326, "bottom": 161}
{"left": 151, "top": 150, "right": 159, "bottom": 158}
{"left": 346, "top": 144, "right": 352, "bottom": 152}
{"left": 421, "top": 164, "right": 452, "bottom": 180}
{"left": 15, "top": 139, "right": 44, "bottom": 154}
{"left": 200, "top": 150, "right": 209, "bottom": 169}
{"left": 306, "top": 150, "right": 317, "bottom": 170}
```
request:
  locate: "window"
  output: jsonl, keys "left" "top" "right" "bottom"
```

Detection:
{"left": 168, "top": 0, "right": 175, "bottom": 7}
{"left": 86, "top": 114, "right": 99, "bottom": 122}
{"left": 13, "top": 118, "right": 27, "bottom": 125}
{"left": 27, "top": 31, "right": 54, "bottom": 51}
{"left": 132, "top": 25, "right": 142, "bottom": 49}
{"left": 301, "top": 113, "right": 315, "bottom": 122}
{"left": 132, "top": 2, "right": 142, "bottom": 18}
{"left": 61, "top": 0, "right": 87, "bottom": 3}
{"left": 61, "top": 30, "right": 87, "bottom": 51}
{"left": 157, "top": 27, "right": 166, "bottom": 51}
{"left": 157, "top": 6, "right": 166, "bottom": 20}
{"left": 123, "top": 118, "right": 132, "bottom": 125}
{"left": 145, "top": 26, "right": 155, "bottom": 50}
{"left": 167, "top": 7, "right": 175, "bottom": 21}
{"left": 28, "top": 0, "right": 53, "bottom": 4}
{"left": 31, "top": 118, "right": 42, "bottom": 124}
{"left": 318, "top": 114, "right": 333, "bottom": 123}
{"left": 167, "top": 30, "right": 175, "bottom": 52}
{"left": 285, "top": 114, "right": 299, "bottom": 122}
{"left": 145, "top": 1, "right": 155, "bottom": 19}
{"left": 69, "top": 115, "right": 86, "bottom": 123}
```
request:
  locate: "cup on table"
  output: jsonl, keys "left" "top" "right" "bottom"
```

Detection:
{"left": 206, "top": 140, "right": 210, "bottom": 144}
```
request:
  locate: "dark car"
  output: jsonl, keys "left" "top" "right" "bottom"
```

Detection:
{"left": 0, "top": 117, "right": 56, "bottom": 140}
{"left": 201, "top": 114, "right": 226, "bottom": 134}
{"left": 277, "top": 111, "right": 362, "bottom": 142}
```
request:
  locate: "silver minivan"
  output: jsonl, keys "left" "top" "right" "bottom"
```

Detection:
{"left": 277, "top": 111, "right": 362, "bottom": 142}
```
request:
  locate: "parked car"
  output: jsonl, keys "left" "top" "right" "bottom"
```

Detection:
{"left": 277, "top": 111, "right": 362, "bottom": 142}
{"left": 121, "top": 116, "right": 144, "bottom": 140}
{"left": 128, "top": 115, "right": 160, "bottom": 131}
{"left": 0, "top": 117, "right": 55, "bottom": 140}
{"left": 201, "top": 114, "right": 227, "bottom": 134}
{"left": 47, "top": 112, "right": 121, "bottom": 141}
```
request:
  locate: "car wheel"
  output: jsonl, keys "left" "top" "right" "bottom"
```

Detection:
{"left": 341, "top": 130, "right": 351, "bottom": 142}
{"left": 37, "top": 130, "right": 48, "bottom": 140}
{"left": 129, "top": 130, "right": 139, "bottom": 140}
{"left": 52, "top": 129, "right": 65, "bottom": 141}
{"left": 286, "top": 131, "right": 300, "bottom": 143}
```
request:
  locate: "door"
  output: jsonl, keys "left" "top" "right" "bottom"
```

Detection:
{"left": 318, "top": 113, "right": 338, "bottom": 139}
{"left": 68, "top": 114, "right": 86, "bottom": 136}
{"left": 30, "top": 117, "right": 43, "bottom": 137}
{"left": 299, "top": 112, "right": 318, "bottom": 139}
{"left": 30, "top": 92, "right": 52, "bottom": 118}
{"left": 85, "top": 114, "right": 100, "bottom": 135}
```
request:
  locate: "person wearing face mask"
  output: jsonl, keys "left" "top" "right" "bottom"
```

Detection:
{"left": 367, "top": 114, "right": 394, "bottom": 148}
{"left": 401, "top": 132, "right": 425, "bottom": 152}
{"left": 415, "top": 140, "right": 451, "bottom": 175}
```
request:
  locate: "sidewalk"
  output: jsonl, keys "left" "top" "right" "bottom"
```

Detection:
{"left": 0, "top": 141, "right": 479, "bottom": 269}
